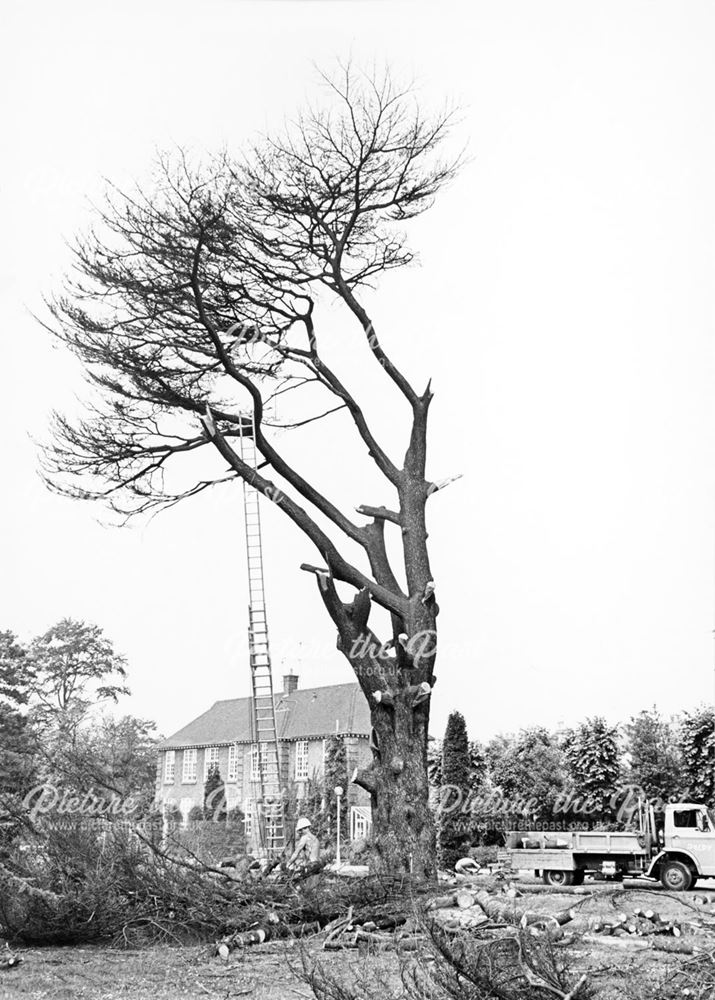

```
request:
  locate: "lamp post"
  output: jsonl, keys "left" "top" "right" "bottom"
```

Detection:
{"left": 334, "top": 785, "right": 344, "bottom": 865}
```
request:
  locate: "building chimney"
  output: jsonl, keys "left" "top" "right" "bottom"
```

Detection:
{"left": 283, "top": 672, "right": 298, "bottom": 695}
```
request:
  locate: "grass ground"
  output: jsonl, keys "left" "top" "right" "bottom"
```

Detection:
{"left": 3, "top": 879, "right": 715, "bottom": 1000}
{"left": 0, "top": 940, "right": 328, "bottom": 1000}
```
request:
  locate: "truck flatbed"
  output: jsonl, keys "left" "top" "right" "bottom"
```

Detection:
{"left": 506, "top": 830, "right": 648, "bottom": 855}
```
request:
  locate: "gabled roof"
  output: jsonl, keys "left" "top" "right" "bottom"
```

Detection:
{"left": 159, "top": 682, "right": 371, "bottom": 750}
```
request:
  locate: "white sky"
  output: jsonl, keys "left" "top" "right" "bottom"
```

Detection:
{"left": 1, "top": 0, "right": 713, "bottom": 744}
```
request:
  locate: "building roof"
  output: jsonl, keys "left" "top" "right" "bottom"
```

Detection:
{"left": 159, "top": 682, "right": 371, "bottom": 750}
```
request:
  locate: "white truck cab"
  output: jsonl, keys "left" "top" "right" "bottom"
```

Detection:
{"left": 647, "top": 802, "right": 715, "bottom": 890}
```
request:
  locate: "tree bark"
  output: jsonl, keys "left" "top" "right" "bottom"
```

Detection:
{"left": 365, "top": 684, "right": 435, "bottom": 878}
{"left": 343, "top": 624, "right": 437, "bottom": 878}
{"left": 329, "top": 507, "right": 438, "bottom": 877}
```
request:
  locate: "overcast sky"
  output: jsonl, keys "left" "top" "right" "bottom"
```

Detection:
{"left": 1, "top": 0, "right": 713, "bottom": 744}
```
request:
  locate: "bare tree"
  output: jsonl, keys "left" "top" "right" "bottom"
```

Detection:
{"left": 41, "top": 66, "right": 461, "bottom": 876}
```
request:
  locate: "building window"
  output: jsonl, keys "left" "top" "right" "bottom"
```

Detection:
{"left": 204, "top": 746, "right": 220, "bottom": 780}
{"left": 244, "top": 798, "right": 253, "bottom": 838}
{"left": 295, "top": 740, "right": 309, "bottom": 781}
{"left": 164, "top": 750, "right": 175, "bottom": 784}
{"left": 227, "top": 744, "right": 238, "bottom": 783}
{"left": 182, "top": 748, "right": 197, "bottom": 784}
{"left": 250, "top": 744, "right": 260, "bottom": 781}
{"left": 351, "top": 806, "right": 372, "bottom": 841}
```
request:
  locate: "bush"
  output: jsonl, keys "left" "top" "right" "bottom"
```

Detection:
{"left": 467, "top": 845, "right": 498, "bottom": 867}
{"left": 170, "top": 817, "right": 246, "bottom": 864}
{"left": 347, "top": 837, "right": 369, "bottom": 863}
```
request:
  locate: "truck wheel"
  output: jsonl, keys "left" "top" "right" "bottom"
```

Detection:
{"left": 542, "top": 870, "right": 574, "bottom": 887}
{"left": 660, "top": 860, "right": 693, "bottom": 892}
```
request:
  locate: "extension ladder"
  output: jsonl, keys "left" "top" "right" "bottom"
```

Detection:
{"left": 239, "top": 414, "right": 285, "bottom": 858}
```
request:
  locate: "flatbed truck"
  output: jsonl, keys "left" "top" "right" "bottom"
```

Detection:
{"left": 504, "top": 802, "right": 715, "bottom": 891}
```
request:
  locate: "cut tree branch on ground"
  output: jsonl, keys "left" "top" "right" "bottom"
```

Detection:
{"left": 516, "top": 935, "right": 588, "bottom": 1000}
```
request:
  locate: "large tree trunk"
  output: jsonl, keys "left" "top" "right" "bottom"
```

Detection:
{"left": 342, "top": 594, "right": 438, "bottom": 877}
{"left": 367, "top": 693, "right": 435, "bottom": 877}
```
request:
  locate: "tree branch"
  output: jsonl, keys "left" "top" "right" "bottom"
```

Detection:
{"left": 356, "top": 504, "right": 401, "bottom": 525}
{"left": 206, "top": 426, "right": 407, "bottom": 617}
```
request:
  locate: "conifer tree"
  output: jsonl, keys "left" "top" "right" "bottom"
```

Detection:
{"left": 562, "top": 717, "right": 621, "bottom": 822}
{"left": 438, "top": 711, "right": 472, "bottom": 870}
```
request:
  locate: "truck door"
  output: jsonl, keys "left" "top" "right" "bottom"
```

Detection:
{"left": 668, "top": 807, "right": 715, "bottom": 877}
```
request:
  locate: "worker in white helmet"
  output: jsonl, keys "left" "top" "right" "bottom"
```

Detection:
{"left": 287, "top": 816, "right": 320, "bottom": 868}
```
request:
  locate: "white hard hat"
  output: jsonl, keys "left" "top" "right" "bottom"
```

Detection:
{"left": 296, "top": 817, "right": 311, "bottom": 832}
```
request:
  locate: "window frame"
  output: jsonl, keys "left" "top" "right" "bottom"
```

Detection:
{"left": 250, "top": 744, "right": 260, "bottom": 782}
{"left": 351, "top": 806, "right": 372, "bottom": 841}
{"left": 227, "top": 744, "right": 239, "bottom": 783}
{"left": 295, "top": 739, "right": 309, "bottom": 781}
{"left": 674, "top": 809, "right": 699, "bottom": 829}
{"left": 164, "top": 750, "right": 175, "bottom": 784}
{"left": 182, "top": 748, "right": 197, "bottom": 784}
{"left": 244, "top": 798, "right": 253, "bottom": 838}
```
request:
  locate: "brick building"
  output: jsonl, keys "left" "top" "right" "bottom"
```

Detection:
{"left": 155, "top": 674, "right": 373, "bottom": 851}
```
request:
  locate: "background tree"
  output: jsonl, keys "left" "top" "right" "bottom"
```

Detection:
{"left": 25, "top": 618, "right": 130, "bottom": 791}
{"left": 41, "top": 67, "right": 460, "bottom": 876}
{"left": 679, "top": 706, "right": 715, "bottom": 806}
{"left": 487, "top": 728, "right": 565, "bottom": 825}
{"left": 427, "top": 736, "right": 443, "bottom": 788}
{"left": 0, "top": 630, "right": 30, "bottom": 707}
{"left": 469, "top": 740, "right": 488, "bottom": 792}
{"left": 625, "top": 708, "right": 683, "bottom": 805}
{"left": 438, "top": 711, "right": 472, "bottom": 870}
{"left": 429, "top": 733, "right": 487, "bottom": 828}
{"left": 90, "top": 715, "right": 158, "bottom": 803}
{"left": 27, "top": 619, "right": 129, "bottom": 737}
{"left": 51, "top": 714, "right": 159, "bottom": 812}
{"left": 562, "top": 717, "right": 621, "bottom": 823}
{"left": 0, "top": 631, "right": 37, "bottom": 846}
